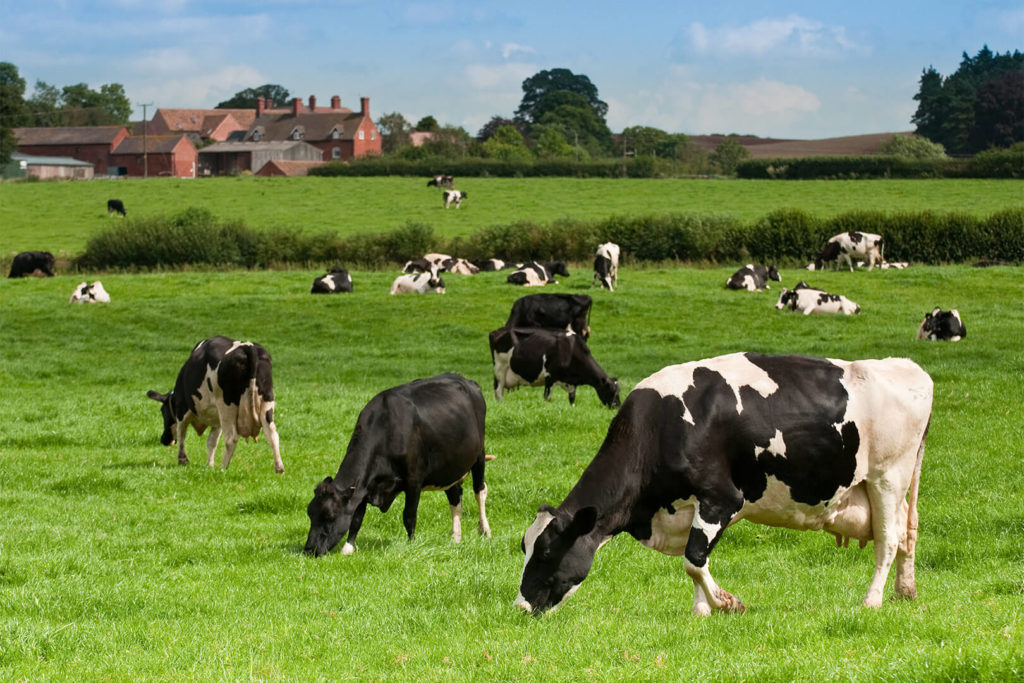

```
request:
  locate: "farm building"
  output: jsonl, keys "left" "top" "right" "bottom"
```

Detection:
{"left": 246, "top": 95, "right": 381, "bottom": 161}
{"left": 14, "top": 125, "right": 129, "bottom": 176}
{"left": 109, "top": 135, "right": 197, "bottom": 177}
{"left": 254, "top": 159, "right": 326, "bottom": 177}
{"left": 3, "top": 153, "right": 94, "bottom": 180}
{"left": 140, "top": 108, "right": 256, "bottom": 143}
{"left": 198, "top": 141, "right": 323, "bottom": 176}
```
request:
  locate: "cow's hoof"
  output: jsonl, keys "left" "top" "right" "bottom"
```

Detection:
{"left": 693, "top": 603, "right": 712, "bottom": 617}
{"left": 178, "top": 457, "right": 189, "bottom": 466}
{"left": 719, "top": 590, "right": 746, "bottom": 614}
{"left": 274, "top": 465, "right": 284, "bottom": 474}
{"left": 341, "top": 542, "right": 355, "bottom": 555}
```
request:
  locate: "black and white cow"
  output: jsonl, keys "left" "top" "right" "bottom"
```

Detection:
{"left": 146, "top": 336, "right": 283, "bottom": 473}
{"left": 403, "top": 253, "right": 451, "bottom": 274}
{"left": 8, "top": 251, "right": 55, "bottom": 278}
{"left": 506, "top": 261, "right": 570, "bottom": 287}
{"left": 516, "top": 352, "right": 933, "bottom": 615}
{"left": 810, "top": 232, "right": 884, "bottom": 272}
{"left": 505, "top": 293, "right": 592, "bottom": 340}
{"left": 725, "top": 263, "right": 781, "bottom": 291}
{"left": 427, "top": 174, "right": 454, "bottom": 189}
{"left": 107, "top": 198, "right": 126, "bottom": 217}
{"left": 445, "top": 257, "right": 480, "bottom": 275}
{"left": 443, "top": 190, "right": 467, "bottom": 209}
{"left": 311, "top": 265, "right": 353, "bottom": 294}
{"left": 70, "top": 281, "right": 111, "bottom": 303}
{"left": 390, "top": 269, "right": 446, "bottom": 294}
{"left": 473, "top": 258, "right": 511, "bottom": 272}
{"left": 489, "top": 327, "right": 619, "bottom": 408}
{"left": 776, "top": 285, "right": 860, "bottom": 315}
{"left": 593, "top": 242, "right": 620, "bottom": 291}
{"left": 304, "top": 373, "right": 491, "bottom": 556}
{"left": 917, "top": 307, "right": 966, "bottom": 341}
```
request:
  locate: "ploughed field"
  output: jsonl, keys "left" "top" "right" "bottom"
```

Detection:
{"left": 1, "top": 262, "right": 1022, "bottom": 681}
{"left": 2, "top": 176, "right": 1023, "bottom": 257}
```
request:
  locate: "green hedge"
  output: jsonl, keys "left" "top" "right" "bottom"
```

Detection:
{"left": 311, "top": 157, "right": 658, "bottom": 179}
{"left": 737, "top": 149, "right": 1024, "bottom": 180}
{"left": 75, "top": 207, "right": 1024, "bottom": 270}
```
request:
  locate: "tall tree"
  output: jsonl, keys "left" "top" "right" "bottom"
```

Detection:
{"left": 515, "top": 68, "right": 608, "bottom": 125}
{"left": 477, "top": 116, "right": 521, "bottom": 142}
{"left": 216, "top": 84, "right": 291, "bottom": 109}
{"left": 376, "top": 111, "right": 411, "bottom": 153}
{"left": 60, "top": 82, "right": 132, "bottom": 125}
{"left": 26, "top": 80, "right": 63, "bottom": 126}
{"left": 0, "top": 62, "right": 26, "bottom": 164}
{"left": 414, "top": 115, "right": 440, "bottom": 133}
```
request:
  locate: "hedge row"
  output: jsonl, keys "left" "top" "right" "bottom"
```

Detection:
{"left": 76, "top": 207, "right": 1024, "bottom": 271}
{"left": 310, "top": 157, "right": 655, "bottom": 179}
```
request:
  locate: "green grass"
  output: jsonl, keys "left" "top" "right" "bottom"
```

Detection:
{"left": 1, "top": 264, "right": 1022, "bottom": 681}
{"left": 2, "top": 176, "right": 1022, "bottom": 257}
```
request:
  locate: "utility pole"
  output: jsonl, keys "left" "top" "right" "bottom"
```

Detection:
{"left": 138, "top": 102, "right": 153, "bottom": 178}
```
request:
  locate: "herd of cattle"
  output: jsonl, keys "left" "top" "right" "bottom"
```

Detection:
{"left": 9, "top": 197, "right": 971, "bottom": 617}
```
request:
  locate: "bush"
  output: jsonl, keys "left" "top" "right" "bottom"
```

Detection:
{"left": 968, "top": 143, "right": 1024, "bottom": 178}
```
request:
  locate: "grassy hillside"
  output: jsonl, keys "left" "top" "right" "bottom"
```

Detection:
{"left": 1, "top": 264, "right": 1021, "bottom": 680}
{"left": 2, "top": 176, "right": 1022, "bottom": 257}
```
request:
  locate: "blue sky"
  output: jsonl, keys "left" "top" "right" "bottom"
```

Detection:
{"left": 3, "top": 1, "right": 1022, "bottom": 139}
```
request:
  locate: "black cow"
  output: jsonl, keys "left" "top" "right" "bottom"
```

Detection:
{"left": 516, "top": 353, "right": 933, "bottom": 615}
{"left": 107, "top": 199, "right": 126, "bottom": 216}
{"left": 489, "top": 327, "right": 619, "bottom": 408}
{"left": 505, "top": 293, "right": 592, "bottom": 340}
{"left": 311, "top": 265, "right": 353, "bottom": 294}
{"left": 506, "top": 261, "right": 570, "bottom": 287}
{"left": 146, "top": 336, "right": 283, "bottom": 473}
{"left": 725, "top": 263, "right": 780, "bottom": 291}
{"left": 917, "top": 307, "right": 966, "bottom": 341}
{"left": 304, "top": 373, "right": 491, "bottom": 556}
{"left": 8, "top": 251, "right": 55, "bottom": 278}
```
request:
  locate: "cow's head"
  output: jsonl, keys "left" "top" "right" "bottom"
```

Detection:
{"left": 814, "top": 241, "right": 842, "bottom": 270}
{"left": 516, "top": 505, "right": 599, "bottom": 615}
{"left": 146, "top": 390, "right": 176, "bottom": 446}
{"left": 304, "top": 476, "right": 368, "bottom": 557}
{"left": 775, "top": 289, "right": 796, "bottom": 310}
{"left": 767, "top": 264, "right": 781, "bottom": 282}
{"left": 549, "top": 261, "right": 570, "bottom": 278}
{"left": 596, "top": 376, "right": 621, "bottom": 409}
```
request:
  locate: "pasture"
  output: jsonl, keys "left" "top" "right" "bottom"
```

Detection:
{"left": 1, "top": 263, "right": 1022, "bottom": 681}
{"left": 2, "top": 176, "right": 1023, "bottom": 257}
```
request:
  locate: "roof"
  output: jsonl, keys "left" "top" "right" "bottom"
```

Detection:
{"left": 111, "top": 135, "right": 193, "bottom": 154}
{"left": 248, "top": 111, "right": 367, "bottom": 142}
{"left": 152, "top": 108, "right": 256, "bottom": 135}
{"left": 256, "top": 160, "right": 326, "bottom": 177}
{"left": 199, "top": 140, "right": 321, "bottom": 154}
{"left": 12, "top": 153, "right": 93, "bottom": 167}
{"left": 14, "top": 126, "right": 128, "bottom": 146}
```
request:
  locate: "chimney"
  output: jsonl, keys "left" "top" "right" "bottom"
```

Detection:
{"left": 308, "top": 95, "right": 317, "bottom": 112}
{"left": 331, "top": 95, "right": 341, "bottom": 110}
{"left": 360, "top": 97, "right": 369, "bottom": 117}
{"left": 292, "top": 97, "right": 302, "bottom": 116}
{"left": 256, "top": 97, "right": 265, "bottom": 117}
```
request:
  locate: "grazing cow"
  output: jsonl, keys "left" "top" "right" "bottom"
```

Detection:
{"left": 304, "top": 373, "right": 491, "bottom": 556}
{"left": 107, "top": 198, "right": 126, "bottom": 217}
{"left": 390, "top": 270, "right": 445, "bottom": 294}
{"left": 8, "top": 251, "right": 55, "bottom": 278}
{"left": 917, "top": 307, "right": 966, "bottom": 341}
{"left": 725, "top": 263, "right": 781, "bottom": 292}
{"left": 810, "top": 232, "right": 884, "bottom": 272}
{"left": 443, "top": 190, "right": 467, "bottom": 209}
{"left": 516, "top": 352, "right": 933, "bottom": 615}
{"left": 427, "top": 174, "right": 454, "bottom": 189}
{"left": 593, "top": 242, "right": 621, "bottom": 291}
{"left": 776, "top": 285, "right": 860, "bottom": 315}
{"left": 146, "top": 336, "right": 283, "bottom": 473}
{"left": 505, "top": 293, "right": 592, "bottom": 340}
{"left": 489, "top": 326, "right": 619, "bottom": 408}
{"left": 473, "top": 258, "right": 510, "bottom": 272}
{"left": 311, "top": 265, "right": 353, "bottom": 294}
{"left": 506, "top": 261, "right": 570, "bottom": 287}
{"left": 69, "top": 281, "right": 111, "bottom": 303}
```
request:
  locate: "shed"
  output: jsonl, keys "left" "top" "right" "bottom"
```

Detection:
{"left": 3, "top": 153, "right": 94, "bottom": 180}
{"left": 198, "top": 140, "right": 323, "bottom": 176}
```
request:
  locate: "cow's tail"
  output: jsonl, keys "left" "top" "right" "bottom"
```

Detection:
{"left": 902, "top": 418, "right": 929, "bottom": 553}
{"left": 242, "top": 343, "right": 262, "bottom": 441}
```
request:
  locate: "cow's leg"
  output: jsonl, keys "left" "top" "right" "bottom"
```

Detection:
{"left": 683, "top": 498, "right": 745, "bottom": 615}
{"left": 176, "top": 422, "right": 190, "bottom": 465}
{"left": 543, "top": 377, "right": 554, "bottom": 402}
{"left": 261, "top": 405, "right": 283, "bottom": 474}
{"left": 218, "top": 404, "right": 240, "bottom": 469}
{"left": 445, "top": 485, "right": 464, "bottom": 543}
{"left": 862, "top": 481, "right": 906, "bottom": 607}
{"left": 567, "top": 385, "right": 577, "bottom": 405}
{"left": 342, "top": 500, "right": 369, "bottom": 555}
{"left": 402, "top": 488, "right": 422, "bottom": 540}
{"left": 893, "top": 498, "right": 917, "bottom": 599}
{"left": 205, "top": 426, "right": 222, "bottom": 467}
{"left": 471, "top": 459, "right": 491, "bottom": 537}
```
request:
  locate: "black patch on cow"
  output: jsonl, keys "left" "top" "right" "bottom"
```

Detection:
{"left": 817, "top": 292, "right": 841, "bottom": 306}
{"left": 265, "top": 408, "right": 274, "bottom": 424}
{"left": 506, "top": 293, "right": 592, "bottom": 338}
{"left": 848, "top": 231, "right": 863, "bottom": 244}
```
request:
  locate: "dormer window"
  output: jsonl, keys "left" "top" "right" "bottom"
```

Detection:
{"left": 331, "top": 127, "right": 341, "bottom": 140}
{"left": 251, "top": 128, "right": 263, "bottom": 141}
{"left": 291, "top": 127, "right": 304, "bottom": 140}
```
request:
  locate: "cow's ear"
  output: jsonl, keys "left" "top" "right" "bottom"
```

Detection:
{"left": 314, "top": 476, "right": 334, "bottom": 497}
{"left": 147, "top": 390, "right": 167, "bottom": 402}
{"left": 538, "top": 504, "right": 558, "bottom": 516}
{"left": 568, "top": 507, "right": 597, "bottom": 538}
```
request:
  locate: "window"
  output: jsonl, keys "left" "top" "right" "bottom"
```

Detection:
{"left": 332, "top": 147, "right": 342, "bottom": 159}
{"left": 291, "top": 128, "right": 303, "bottom": 140}
{"left": 252, "top": 130, "right": 262, "bottom": 141}
{"left": 371, "top": 130, "right": 376, "bottom": 140}
{"left": 358, "top": 130, "right": 365, "bottom": 140}
{"left": 331, "top": 128, "right": 341, "bottom": 140}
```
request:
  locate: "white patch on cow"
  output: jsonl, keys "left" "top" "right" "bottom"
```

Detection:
{"left": 515, "top": 509, "right": 555, "bottom": 609}
{"left": 341, "top": 541, "right": 355, "bottom": 555}
{"left": 450, "top": 502, "right": 463, "bottom": 543}
{"left": 635, "top": 353, "right": 779, "bottom": 419}
{"left": 691, "top": 511, "right": 721, "bottom": 546}
{"left": 642, "top": 498, "right": 696, "bottom": 555}
{"left": 755, "top": 429, "right": 787, "bottom": 459}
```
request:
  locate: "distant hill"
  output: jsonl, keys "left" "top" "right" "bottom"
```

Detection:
{"left": 689, "top": 132, "right": 914, "bottom": 158}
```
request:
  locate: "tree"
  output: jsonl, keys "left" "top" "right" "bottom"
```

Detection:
{"left": 515, "top": 68, "right": 608, "bottom": 124}
{"left": 477, "top": 116, "right": 521, "bottom": 142}
{"left": 709, "top": 137, "right": 750, "bottom": 175}
{"left": 419, "top": 125, "right": 473, "bottom": 158}
{"left": 0, "top": 62, "right": 26, "bottom": 164}
{"left": 414, "top": 116, "right": 440, "bottom": 133}
{"left": 26, "top": 80, "right": 63, "bottom": 126}
{"left": 533, "top": 125, "right": 576, "bottom": 159}
{"left": 971, "top": 71, "right": 1024, "bottom": 151}
{"left": 481, "top": 124, "right": 533, "bottom": 162}
{"left": 536, "top": 101, "right": 613, "bottom": 155}
{"left": 216, "top": 84, "right": 291, "bottom": 109}
{"left": 621, "top": 126, "right": 672, "bottom": 157}
{"left": 376, "top": 111, "right": 411, "bottom": 154}
{"left": 59, "top": 82, "right": 132, "bottom": 125}
{"left": 879, "top": 134, "right": 948, "bottom": 159}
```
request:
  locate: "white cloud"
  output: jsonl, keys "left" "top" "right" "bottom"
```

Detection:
{"left": 685, "top": 14, "right": 867, "bottom": 58}
{"left": 464, "top": 61, "right": 535, "bottom": 89}
{"left": 501, "top": 42, "right": 535, "bottom": 60}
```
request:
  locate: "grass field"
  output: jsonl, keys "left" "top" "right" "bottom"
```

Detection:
{"left": 2, "top": 176, "right": 1023, "bottom": 258}
{"left": 1, "top": 263, "right": 1022, "bottom": 681}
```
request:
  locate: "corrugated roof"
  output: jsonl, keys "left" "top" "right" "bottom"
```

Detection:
{"left": 14, "top": 126, "right": 128, "bottom": 145}
{"left": 12, "top": 153, "right": 93, "bottom": 167}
